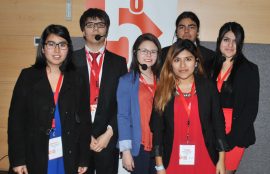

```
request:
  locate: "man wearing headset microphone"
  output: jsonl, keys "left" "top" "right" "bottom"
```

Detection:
{"left": 72, "top": 8, "right": 128, "bottom": 174}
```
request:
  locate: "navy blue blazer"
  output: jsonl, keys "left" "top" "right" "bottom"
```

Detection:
{"left": 117, "top": 71, "right": 142, "bottom": 156}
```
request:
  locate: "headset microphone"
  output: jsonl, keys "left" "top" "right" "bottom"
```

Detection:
{"left": 95, "top": 35, "right": 105, "bottom": 41}
{"left": 139, "top": 63, "right": 148, "bottom": 71}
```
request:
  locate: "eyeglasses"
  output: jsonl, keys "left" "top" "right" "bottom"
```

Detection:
{"left": 85, "top": 22, "right": 106, "bottom": 29}
{"left": 177, "top": 24, "right": 197, "bottom": 31}
{"left": 45, "top": 41, "right": 68, "bottom": 50}
{"left": 138, "top": 49, "right": 158, "bottom": 56}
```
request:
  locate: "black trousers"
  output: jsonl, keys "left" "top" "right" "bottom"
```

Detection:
{"left": 87, "top": 146, "right": 119, "bottom": 174}
{"left": 131, "top": 145, "right": 156, "bottom": 174}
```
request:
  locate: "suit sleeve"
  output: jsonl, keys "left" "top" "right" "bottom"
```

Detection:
{"left": 117, "top": 75, "right": 132, "bottom": 152}
{"left": 77, "top": 74, "right": 91, "bottom": 167}
{"left": 108, "top": 57, "right": 128, "bottom": 135}
{"left": 227, "top": 65, "right": 260, "bottom": 148}
{"left": 8, "top": 70, "right": 28, "bottom": 167}
{"left": 150, "top": 107, "right": 164, "bottom": 157}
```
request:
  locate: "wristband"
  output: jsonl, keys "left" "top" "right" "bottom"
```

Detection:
{"left": 155, "top": 165, "right": 165, "bottom": 171}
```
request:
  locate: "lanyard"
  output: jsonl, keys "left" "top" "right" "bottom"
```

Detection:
{"left": 176, "top": 82, "right": 195, "bottom": 144}
{"left": 51, "top": 74, "right": 63, "bottom": 129}
{"left": 139, "top": 74, "right": 156, "bottom": 98}
{"left": 85, "top": 49, "right": 105, "bottom": 87}
{"left": 217, "top": 65, "right": 232, "bottom": 92}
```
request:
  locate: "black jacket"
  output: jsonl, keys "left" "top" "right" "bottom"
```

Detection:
{"left": 8, "top": 67, "right": 90, "bottom": 174}
{"left": 72, "top": 48, "right": 128, "bottom": 146}
{"left": 211, "top": 56, "right": 260, "bottom": 148}
{"left": 150, "top": 76, "right": 229, "bottom": 168}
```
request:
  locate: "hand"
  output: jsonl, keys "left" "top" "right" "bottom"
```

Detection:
{"left": 157, "top": 169, "right": 166, "bottom": 174}
{"left": 77, "top": 166, "right": 88, "bottom": 174}
{"left": 91, "top": 128, "right": 113, "bottom": 152}
{"left": 90, "top": 136, "right": 98, "bottom": 151}
{"left": 216, "top": 159, "right": 225, "bottom": 174}
{"left": 216, "top": 151, "right": 225, "bottom": 174}
{"left": 95, "top": 130, "right": 113, "bottom": 152}
{"left": 122, "top": 150, "right": 134, "bottom": 171}
{"left": 13, "top": 165, "right": 28, "bottom": 174}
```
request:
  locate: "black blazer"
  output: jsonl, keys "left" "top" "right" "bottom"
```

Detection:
{"left": 150, "top": 76, "right": 229, "bottom": 168}
{"left": 8, "top": 67, "right": 90, "bottom": 174}
{"left": 72, "top": 48, "right": 127, "bottom": 146}
{"left": 161, "top": 44, "right": 215, "bottom": 76}
{"left": 211, "top": 56, "right": 260, "bottom": 148}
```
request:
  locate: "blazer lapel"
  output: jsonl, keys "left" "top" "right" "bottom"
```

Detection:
{"left": 75, "top": 48, "right": 88, "bottom": 67}
{"left": 166, "top": 96, "right": 175, "bottom": 132}
{"left": 132, "top": 72, "right": 140, "bottom": 120}
{"left": 59, "top": 72, "right": 72, "bottom": 96}
{"left": 98, "top": 50, "right": 112, "bottom": 102}
{"left": 32, "top": 69, "right": 54, "bottom": 103}
{"left": 32, "top": 69, "right": 55, "bottom": 129}
{"left": 76, "top": 48, "right": 90, "bottom": 100}
{"left": 194, "top": 76, "right": 208, "bottom": 128}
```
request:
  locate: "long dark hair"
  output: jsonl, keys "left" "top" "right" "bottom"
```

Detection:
{"left": 33, "top": 24, "right": 74, "bottom": 72}
{"left": 211, "top": 22, "right": 246, "bottom": 92}
{"left": 130, "top": 33, "right": 162, "bottom": 78}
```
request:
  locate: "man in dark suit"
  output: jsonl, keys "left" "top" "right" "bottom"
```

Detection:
{"left": 161, "top": 11, "right": 215, "bottom": 76}
{"left": 72, "top": 8, "right": 128, "bottom": 174}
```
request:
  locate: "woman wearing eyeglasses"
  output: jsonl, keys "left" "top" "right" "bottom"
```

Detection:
{"left": 117, "top": 33, "right": 161, "bottom": 174}
{"left": 8, "top": 24, "right": 90, "bottom": 174}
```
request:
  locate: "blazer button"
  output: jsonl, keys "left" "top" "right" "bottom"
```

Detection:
{"left": 46, "top": 129, "right": 51, "bottom": 135}
{"left": 205, "top": 141, "right": 209, "bottom": 147}
{"left": 67, "top": 131, "right": 70, "bottom": 135}
{"left": 69, "top": 150, "right": 72, "bottom": 154}
{"left": 65, "top": 111, "right": 70, "bottom": 118}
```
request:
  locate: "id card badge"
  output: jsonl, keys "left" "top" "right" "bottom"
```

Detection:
{"left": 48, "top": 136, "right": 63, "bottom": 160}
{"left": 179, "top": 145, "right": 195, "bottom": 165}
{"left": 90, "top": 104, "right": 97, "bottom": 122}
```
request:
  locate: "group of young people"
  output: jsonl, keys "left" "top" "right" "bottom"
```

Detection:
{"left": 8, "top": 7, "right": 259, "bottom": 174}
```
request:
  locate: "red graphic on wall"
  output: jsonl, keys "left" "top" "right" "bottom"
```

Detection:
{"left": 119, "top": 8, "right": 162, "bottom": 37}
{"left": 85, "top": 0, "right": 163, "bottom": 62}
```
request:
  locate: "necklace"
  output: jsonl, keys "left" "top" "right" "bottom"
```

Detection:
{"left": 182, "top": 93, "right": 192, "bottom": 98}
{"left": 141, "top": 72, "right": 153, "bottom": 80}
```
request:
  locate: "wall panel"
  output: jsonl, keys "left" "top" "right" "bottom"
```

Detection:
{"left": 178, "top": 0, "right": 270, "bottom": 43}
{"left": 0, "top": 0, "right": 86, "bottom": 170}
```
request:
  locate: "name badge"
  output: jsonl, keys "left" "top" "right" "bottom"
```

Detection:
{"left": 48, "top": 136, "right": 63, "bottom": 160}
{"left": 179, "top": 145, "right": 195, "bottom": 165}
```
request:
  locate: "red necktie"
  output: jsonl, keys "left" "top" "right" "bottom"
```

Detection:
{"left": 89, "top": 52, "right": 100, "bottom": 105}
